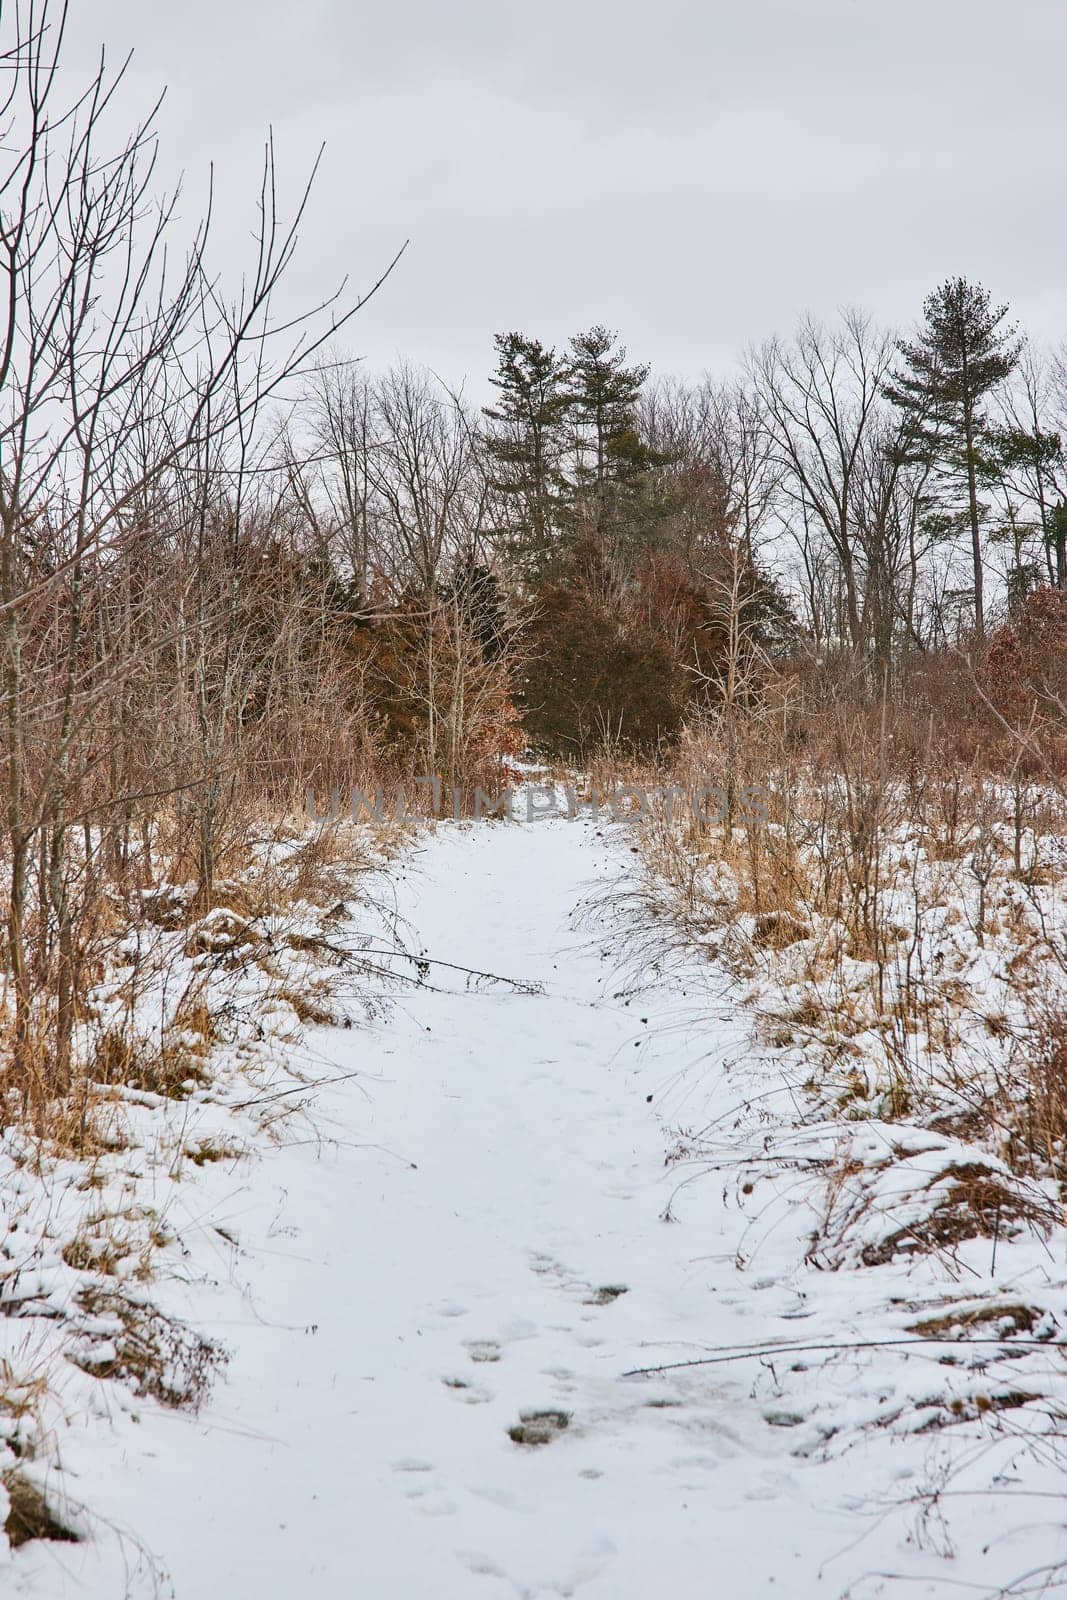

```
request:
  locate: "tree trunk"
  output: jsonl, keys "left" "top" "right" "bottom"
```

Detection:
{"left": 963, "top": 410, "right": 985, "bottom": 640}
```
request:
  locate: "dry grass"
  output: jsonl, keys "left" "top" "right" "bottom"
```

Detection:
{"left": 627, "top": 704, "right": 1067, "bottom": 1266}
{"left": 857, "top": 1163, "right": 1054, "bottom": 1268}
{"left": 71, "top": 1286, "right": 227, "bottom": 1410}
{"left": 1004, "top": 1005, "right": 1067, "bottom": 1185}
{"left": 2, "top": 1471, "right": 79, "bottom": 1548}
{"left": 0, "top": 1363, "right": 49, "bottom": 1460}
{"left": 908, "top": 1301, "right": 1054, "bottom": 1339}
{"left": 182, "top": 1138, "right": 245, "bottom": 1167}
{"left": 91, "top": 1026, "right": 208, "bottom": 1101}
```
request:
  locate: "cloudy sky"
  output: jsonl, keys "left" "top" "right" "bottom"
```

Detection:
{"left": 67, "top": 0, "right": 1067, "bottom": 395}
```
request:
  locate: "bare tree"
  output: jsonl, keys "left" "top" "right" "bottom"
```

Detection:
{"left": 369, "top": 363, "right": 489, "bottom": 594}
{"left": 0, "top": 1, "right": 388, "bottom": 1093}
{"left": 987, "top": 344, "right": 1067, "bottom": 595}
{"left": 851, "top": 417, "right": 936, "bottom": 668}
{"left": 751, "top": 310, "right": 894, "bottom": 655}
{"left": 639, "top": 376, "right": 778, "bottom": 566}
{"left": 284, "top": 355, "right": 380, "bottom": 597}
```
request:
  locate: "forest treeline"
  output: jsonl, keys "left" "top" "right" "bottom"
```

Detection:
{"left": 277, "top": 282, "right": 1067, "bottom": 763}
{"left": 2, "top": 2, "right": 1066, "bottom": 1104}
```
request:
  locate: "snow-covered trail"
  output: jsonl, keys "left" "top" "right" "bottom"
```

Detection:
{"left": 25, "top": 818, "right": 916, "bottom": 1598}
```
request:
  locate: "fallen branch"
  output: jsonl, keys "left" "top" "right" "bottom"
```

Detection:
{"left": 622, "top": 1335, "right": 1067, "bottom": 1378}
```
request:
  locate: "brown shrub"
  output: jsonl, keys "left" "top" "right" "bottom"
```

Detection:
{"left": 1007, "top": 1008, "right": 1067, "bottom": 1185}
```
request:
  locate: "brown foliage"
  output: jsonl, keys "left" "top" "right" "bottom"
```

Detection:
{"left": 520, "top": 535, "right": 784, "bottom": 758}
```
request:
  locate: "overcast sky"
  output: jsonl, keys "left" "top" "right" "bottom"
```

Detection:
{"left": 66, "top": 0, "right": 1067, "bottom": 396}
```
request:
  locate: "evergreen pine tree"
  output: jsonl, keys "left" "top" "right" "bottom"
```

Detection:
{"left": 885, "top": 278, "right": 1021, "bottom": 639}
{"left": 1052, "top": 500, "right": 1067, "bottom": 591}
{"left": 483, "top": 332, "right": 571, "bottom": 579}
{"left": 986, "top": 421, "right": 1065, "bottom": 590}
{"left": 566, "top": 326, "right": 655, "bottom": 543}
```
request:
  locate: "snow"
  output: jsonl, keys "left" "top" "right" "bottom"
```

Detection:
{"left": 3, "top": 812, "right": 1067, "bottom": 1597}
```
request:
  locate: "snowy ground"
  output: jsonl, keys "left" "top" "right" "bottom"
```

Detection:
{"left": 4, "top": 813, "right": 1067, "bottom": 1597}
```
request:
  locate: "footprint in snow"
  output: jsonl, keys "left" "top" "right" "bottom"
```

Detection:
{"left": 528, "top": 1256, "right": 629, "bottom": 1309}
{"left": 582, "top": 1284, "right": 628, "bottom": 1306}
{"left": 508, "top": 1409, "right": 571, "bottom": 1447}
{"left": 442, "top": 1375, "right": 494, "bottom": 1405}
{"left": 464, "top": 1339, "right": 501, "bottom": 1363}
{"left": 466, "top": 1484, "right": 521, "bottom": 1511}
{"left": 462, "top": 1552, "right": 508, "bottom": 1580}
{"left": 391, "top": 1460, "right": 437, "bottom": 1502}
